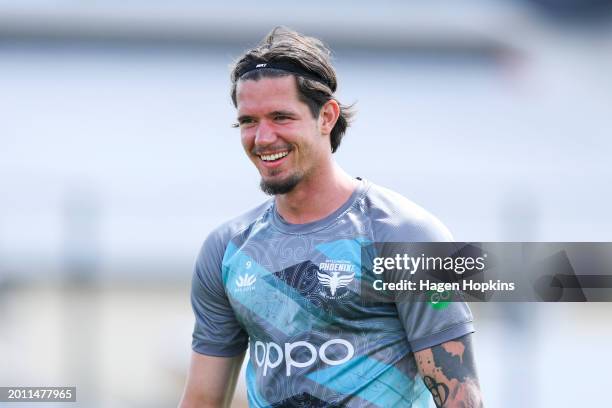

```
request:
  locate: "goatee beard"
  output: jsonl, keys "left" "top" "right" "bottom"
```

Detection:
{"left": 260, "top": 174, "right": 302, "bottom": 195}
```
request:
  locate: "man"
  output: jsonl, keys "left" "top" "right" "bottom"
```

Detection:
{"left": 179, "top": 27, "right": 483, "bottom": 408}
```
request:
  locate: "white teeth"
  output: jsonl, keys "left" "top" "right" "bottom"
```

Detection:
{"left": 260, "top": 151, "right": 289, "bottom": 161}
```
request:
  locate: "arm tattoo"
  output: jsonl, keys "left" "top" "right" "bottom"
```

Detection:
{"left": 416, "top": 333, "right": 483, "bottom": 408}
{"left": 422, "top": 375, "right": 450, "bottom": 407}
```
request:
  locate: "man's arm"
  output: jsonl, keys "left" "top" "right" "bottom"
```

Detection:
{"left": 414, "top": 333, "right": 483, "bottom": 408}
{"left": 178, "top": 351, "right": 246, "bottom": 408}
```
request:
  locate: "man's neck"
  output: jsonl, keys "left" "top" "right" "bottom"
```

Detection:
{"left": 274, "top": 164, "right": 357, "bottom": 225}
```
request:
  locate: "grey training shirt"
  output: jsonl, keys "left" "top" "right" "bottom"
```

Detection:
{"left": 191, "top": 179, "right": 474, "bottom": 407}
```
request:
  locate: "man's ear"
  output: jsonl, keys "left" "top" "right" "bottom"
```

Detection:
{"left": 319, "top": 99, "right": 340, "bottom": 136}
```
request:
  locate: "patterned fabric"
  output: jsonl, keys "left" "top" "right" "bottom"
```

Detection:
{"left": 191, "top": 179, "right": 474, "bottom": 407}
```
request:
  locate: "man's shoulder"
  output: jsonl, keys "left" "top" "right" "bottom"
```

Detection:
{"left": 195, "top": 199, "right": 273, "bottom": 272}
{"left": 206, "top": 199, "right": 274, "bottom": 245}
{"left": 363, "top": 181, "right": 453, "bottom": 242}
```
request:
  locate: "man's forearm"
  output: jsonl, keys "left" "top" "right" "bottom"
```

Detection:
{"left": 178, "top": 351, "right": 245, "bottom": 408}
{"left": 415, "top": 333, "right": 483, "bottom": 408}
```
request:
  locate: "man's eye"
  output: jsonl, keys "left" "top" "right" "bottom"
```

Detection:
{"left": 237, "top": 118, "right": 255, "bottom": 127}
{"left": 274, "top": 115, "right": 290, "bottom": 122}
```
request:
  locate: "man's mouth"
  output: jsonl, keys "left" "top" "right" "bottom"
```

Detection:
{"left": 259, "top": 151, "right": 290, "bottom": 162}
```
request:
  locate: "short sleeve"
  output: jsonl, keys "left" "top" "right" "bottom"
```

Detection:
{"left": 397, "top": 299, "right": 474, "bottom": 352}
{"left": 367, "top": 185, "right": 475, "bottom": 351}
{"left": 191, "top": 231, "right": 248, "bottom": 357}
{"left": 393, "top": 214, "right": 474, "bottom": 351}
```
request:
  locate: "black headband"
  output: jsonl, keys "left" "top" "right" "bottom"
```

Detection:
{"left": 237, "top": 59, "right": 331, "bottom": 89}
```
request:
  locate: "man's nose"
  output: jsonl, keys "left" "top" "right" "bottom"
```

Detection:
{"left": 254, "top": 120, "right": 276, "bottom": 146}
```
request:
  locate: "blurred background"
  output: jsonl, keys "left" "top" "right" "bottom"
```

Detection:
{"left": 1, "top": 0, "right": 612, "bottom": 407}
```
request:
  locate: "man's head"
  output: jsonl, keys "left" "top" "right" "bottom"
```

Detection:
{"left": 230, "top": 27, "right": 354, "bottom": 195}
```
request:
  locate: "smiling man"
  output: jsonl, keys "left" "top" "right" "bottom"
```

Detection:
{"left": 179, "top": 27, "right": 483, "bottom": 408}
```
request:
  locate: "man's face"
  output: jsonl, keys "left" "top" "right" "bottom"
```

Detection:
{"left": 236, "top": 76, "right": 329, "bottom": 195}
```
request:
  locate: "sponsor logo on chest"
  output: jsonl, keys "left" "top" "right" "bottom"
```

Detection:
{"left": 253, "top": 338, "right": 355, "bottom": 376}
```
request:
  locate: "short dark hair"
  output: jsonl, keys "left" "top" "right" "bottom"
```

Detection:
{"left": 230, "top": 26, "right": 355, "bottom": 153}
